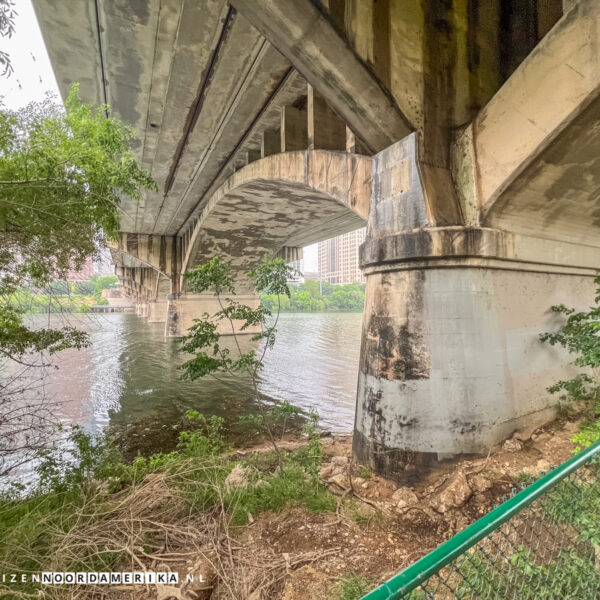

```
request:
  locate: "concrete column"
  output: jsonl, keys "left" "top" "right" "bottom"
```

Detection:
{"left": 147, "top": 299, "right": 168, "bottom": 323}
{"left": 353, "top": 135, "right": 599, "bottom": 483}
{"left": 261, "top": 131, "right": 280, "bottom": 158}
{"left": 245, "top": 149, "right": 261, "bottom": 165}
{"left": 280, "top": 105, "right": 308, "bottom": 151}
{"left": 307, "top": 84, "right": 346, "bottom": 151}
{"left": 137, "top": 302, "right": 149, "bottom": 318}
{"left": 165, "top": 293, "right": 261, "bottom": 338}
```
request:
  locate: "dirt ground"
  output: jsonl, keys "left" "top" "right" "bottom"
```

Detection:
{"left": 147, "top": 417, "right": 581, "bottom": 600}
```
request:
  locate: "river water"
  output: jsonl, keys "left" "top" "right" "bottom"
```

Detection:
{"left": 32, "top": 312, "right": 362, "bottom": 448}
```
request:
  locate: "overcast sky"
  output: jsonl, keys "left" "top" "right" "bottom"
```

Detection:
{"left": 0, "top": 0, "right": 59, "bottom": 109}
{"left": 0, "top": 1, "right": 320, "bottom": 270}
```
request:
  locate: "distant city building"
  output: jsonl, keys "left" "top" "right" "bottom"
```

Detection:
{"left": 302, "top": 271, "right": 320, "bottom": 281}
{"left": 318, "top": 228, "right": 366, "bottom": 284}
{"left": 66, "top": 248, "right": 115, "bottom": 281}
{"left": 66, "top": 256, "right": 95, "bottom": 281}
{"left": 287, "top": 258, "right": 305, "bottom": 285}
{"left": 94, "top": 247, "right": 115, "bottom": 276}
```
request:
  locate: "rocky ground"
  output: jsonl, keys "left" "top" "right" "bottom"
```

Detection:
{"left": 151, "top": 417, "right": 581, "bottom": 600}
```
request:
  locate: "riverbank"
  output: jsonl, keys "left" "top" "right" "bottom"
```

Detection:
{"left": 0, "top": 414, "right": 584, "bottom": 600}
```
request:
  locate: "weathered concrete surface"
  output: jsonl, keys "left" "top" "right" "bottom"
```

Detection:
{"left": 147, "top": 300, "right": 168, "bottom": 324}
{"left": 354, "top": 267, "right": 594, "bottom": 480}
{"left": 354, "top": 136, "right": 599, "bottom": 481}
{"left": 454, "top": 0, "right": 600, "bottom": 246}
{"left": 181, "top": 150, "right": 371, "bottom": 290}
{"left": 230, "top": 0, "right": 412, "bottom": 153}
{"left": 165, "top": 293, "right": 260, "bottom": 338}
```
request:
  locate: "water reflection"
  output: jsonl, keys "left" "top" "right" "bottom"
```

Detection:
{"left": 26, "top": 312, "right": 362, "bottom": 436}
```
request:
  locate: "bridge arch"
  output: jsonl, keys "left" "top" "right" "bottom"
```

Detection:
{"left": 179, "top": 150, "right": 371, "bottom": 290}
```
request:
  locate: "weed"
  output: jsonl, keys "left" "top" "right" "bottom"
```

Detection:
{"left": 335, "top": 573, "right": 374, "bottom": 600}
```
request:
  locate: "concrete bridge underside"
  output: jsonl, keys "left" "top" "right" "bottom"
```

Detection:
{"left": 35, "top": 0, "right": 600, "bottom": 480}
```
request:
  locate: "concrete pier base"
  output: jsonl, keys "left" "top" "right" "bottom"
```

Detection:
{"left": 353, "top": 263, "right": 595, "bottom": 482}
{"left": 147, "top": 300, "right": 168, "bottom": 323}
{"left": 136, "top": 302, "right": 149, "bottom": 318}
{"left": 353, "top": 134, "right": 600, "bottom": 482}
{"left": 165, "top": 293, "right": 261, "bottom": 337}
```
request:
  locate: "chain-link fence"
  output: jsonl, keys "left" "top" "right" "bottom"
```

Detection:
{"left": 362, "top": 439, "right": 600, "bottom": 600}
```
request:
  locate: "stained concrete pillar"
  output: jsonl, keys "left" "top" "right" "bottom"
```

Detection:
{"left": 353, "top": 134, "right": 599, "bottom": 482}
{"left": 308, "top": 85, "right": 346, "bottom": 151}
{"left": 147, "top": 299, "right": 168, "bottom": 323}
{"left": 245, "top": 149, "right": 261, "bottom": 165}
{"left": 280, "top": 105, "right": 308, "bottom": 152}
{"left": 261, "top": 130, "right": 280, "bottom": 158}
{"left": 165, "top": 293, "right": 261, "bottom": 338}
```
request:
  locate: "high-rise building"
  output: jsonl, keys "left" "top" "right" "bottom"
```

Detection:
{"left": 317, "top": 228, "right": 366, "bottom": 284}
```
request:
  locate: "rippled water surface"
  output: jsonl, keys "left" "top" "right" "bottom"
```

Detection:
{"left": 35, "top": 312, "right": 363, "bottom": 436}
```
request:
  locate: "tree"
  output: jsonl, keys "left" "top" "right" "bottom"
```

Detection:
{"left": 179, "top": 255, "right": 294, "bottom": 469}
{"left": 0, "top": 85, "right": 155, "bottom": 476}
{"left": 0, "top": 0, "right": 16, "bottom": 77}
{"left": 541, "top": 276, "right": 600, "bottom": 447}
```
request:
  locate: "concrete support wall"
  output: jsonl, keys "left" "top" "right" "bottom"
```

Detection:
{"left": 165, "top": 293, "right": 261, "bottom": 338}
{"left": 354, "top": 266, "right": 594, "bottom": 480}
{"left": 354, "top": 135, "right": 599, "bottom": 482}
{"left": 147, "top": 300, "right": 168, "bottom": 323}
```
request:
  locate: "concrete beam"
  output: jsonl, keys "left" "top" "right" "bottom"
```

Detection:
{"left": 181, "top": 150, "right": 371, "bottom": 289}
{"left": 308, "top": 85, "right": 347, "bottom": 152}
{"left": 114, "top": 233, "right": 181, "bottom": 281}
{"left": 456, "top": 0, "right": 600, "bottom": 246}
{"left": 280, "top": 106, "right": 308, "bottom": 152}
{"left": 261, "top": 130, "right": 280, "bottom": 158}
{"left": 229, "top": 0, "right": 412, "bottom": 152}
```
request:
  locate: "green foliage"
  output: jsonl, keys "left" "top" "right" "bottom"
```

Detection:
{"left": 0, "top": 304, "right": 89, "bottom": 356}
{"left": 457, "top": 546, "right": 600, "bottom": 599}
{"left": 36, "top": 426, "right": 122, "bottom": 493}
{"left": 540, "top": 284, "right": 600, "bottom": 370}
{"left": 261, "top": 280, "right": 365, "bottom": 313}
{"left": 179, "top": 254, "right": 292, "bottom": 383}
{"left": 0, "top": 418, "right": 336, "bottom": 596}
{"left": 334, "top": 574, "right": 374, "bottom": 600}
{"left": 0, "top": 85, "right": 153, "bottom": 365}
{"left": 541, "top": 275, "right": 600, "bottom": 444}
{"left": 543, "top": 477, "right": 600, "bottom": 544}
{"left": 226, "top": 464, "right": 335, "bottom": 525}
{"left": 572, "top": 421, "right": 600, "bottom": 449}
{"left": 0, "top": 0, "right": 16, "bottom": 77}
{"left": 178, "top": 410, "right": 228, "bottom": 456}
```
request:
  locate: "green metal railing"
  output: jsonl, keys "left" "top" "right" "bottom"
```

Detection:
{"left": 362, "top": 439, "right": 600, "bottom": 600}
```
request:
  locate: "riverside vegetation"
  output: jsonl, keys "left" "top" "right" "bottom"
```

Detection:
{"left": 8, "top": 275, "right": 120, "bottom": 314}
{"left": 0, "top": 255, "right": 358, "bottom": 599}
{"left": 261, "top": 280, "right": 365, "bottom": 313}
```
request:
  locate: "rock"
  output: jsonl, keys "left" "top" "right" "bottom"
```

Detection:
{"left": 331, "top": 455, "right": 349, "bottom": 466}
{"left": 532, "top": 432, "right": 552, "bottom": 447}
{"left": 156, "top": 585, "right": 181, "bottom": 600}
{"left": 281, "top": 565, "right": 328, "bottom": 600}
{"left": 430, "top": 471, "right": 472, "bottom": 514}
{"left": 225, "top": 464, "right": 253, "bottom": 492}
{"left": 502, "top": 438, "right": 523, "bottom": 452}
{"left": 329, "top": 473, "right": 350, "bottom": 489}
{"left": 391, "top": 487, "right": 418, "bottom": 510}
{"left": 181, "top": 555, "right": 216, "bottom": 600}
{"left": 521, "top": 459, "right": 551, "bottom": 477}
{"left": 470, "top": 474, "right": 492, "bottom": 493}
{"left": 319, "top": 464, "right": 334, "bottom": 479}
{"left": 514, "top": 419, "right": 553, "bottom": 441}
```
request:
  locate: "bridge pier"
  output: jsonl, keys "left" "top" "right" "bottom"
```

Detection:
{"left": 353, "top": 135, "right": 599, "bottom": 482}
{"left": 164, "top": 293, "right": 261, "bottom": 338}
{"left": 147, "top": 299, "right": 168, "bottom": 323}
